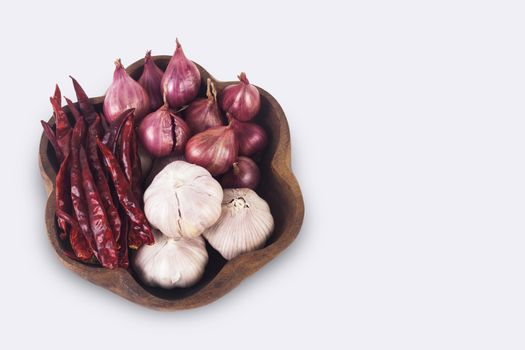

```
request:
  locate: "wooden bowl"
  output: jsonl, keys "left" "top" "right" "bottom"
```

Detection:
{"left": 39, "top": 56, "right": 304, "bottom": 310}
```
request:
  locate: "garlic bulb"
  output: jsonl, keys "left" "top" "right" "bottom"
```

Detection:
{"left": 144, "top": 161, "right": 223, "bottom": 238}
{"left": 203, "top": 188, "right": 274, "bottom": 260}
{"left": 132, "top": 230, "right": 208, "bottom": 288}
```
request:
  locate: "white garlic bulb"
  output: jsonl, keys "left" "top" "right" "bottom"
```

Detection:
{"left": 203, "top": 188, "right": 274, "bottom": 260}
{"left": 132, "top": 230, "right": 208, "bottom": 288}
{"left": 144, "top": 161, "right": 223, "bottom": 238}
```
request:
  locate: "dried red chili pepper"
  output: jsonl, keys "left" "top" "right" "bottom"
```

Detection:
{"left": 40, "top": 120, "right": 64, "bottom": 163}
{"left": 127, "top": 121, "right": 148, "bottom": 248}
{"left": 70, "top": 76, "right": 97, "bottom": 124}
{"left": 56, "top": 208, "right": 93, "bottom": 262}
{"left": 64, "top": 97, "right": 83, "bottom": 123}
{"left": 87, "top": 115, "right": 122, "bottom": 242}
{"left": 79, "top": 147, "right": 118, "bottom": 269}
{"left": 70, "top": 120, "right": 98, "bottom": 259}
{"left": 103, "top": 108, "right": 134, "bottom": 153}
{"left": 119, "top": 117, "right": 134, "bottom": 182}
{"left": 55, "top": 154, "right": 71, "bottom": 240}
{"left": 128, "top": 227, "right": 146, "bottom": 250}
{"left": 118, "top": 217, "right": 129, "bottom": 268}
{"left": 50, "top": 92, "right": 72, "bottom": 158}
{"left": 87, "top": 113, "right": 103, "bottom": 140}
{"left": 52, "top": 84, "right": 61, "bottom": 104}
{"left": 69, "top": 226, "right": 94, "bottom": 262}
{"left": 97, "top": 139, "right": 154, "bottom": 247}
{"left": 119, "top": 115, "right": 144, "bottom": 203}
{"left": 130, "top": 129, "right": 142, "bottom": 183}
{"left": 99, "top": 112, "right": 109, "bottom": 133}
{"left": 119, "top": 115, "right": 147, "bottom": 250}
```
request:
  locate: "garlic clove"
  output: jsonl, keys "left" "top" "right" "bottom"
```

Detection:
{"left": 132, "top": 230, "right": 208, "bottom": 289}
{"left": 176, "top": 186, "right": 222, "bottom": 237}
{"left": 203, "top": 188, "right": 274, "bottom": 260}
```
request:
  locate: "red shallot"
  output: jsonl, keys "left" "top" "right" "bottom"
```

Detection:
{"left": 185, "top": 125, "right": 237, "bottom": 176}
{"left": 221, "top": 156, "right": 260, "bottom": 189}
{"left": 184, "top": 78, "right": 223, "bottom": 134}
{"left": 220, "top": 72, "right": 260, "bottom": 122}
{"left": 103, "top": 59, "right": 150, "bottom": 123}
{"left": 228, "top": 114, "right": 268, "bottom": 156}
{"left": 138, "top": 102, "right": 190, "bottom": 158}
{"left": 161, "top": 39, "right": 201, "bottom": 108}
{"left": 138, "top": 51, "right": 164, "bottom": 111}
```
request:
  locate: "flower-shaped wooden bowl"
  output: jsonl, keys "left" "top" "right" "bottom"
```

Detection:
{"left": 39, "top": 56, "right": 304, "bottom": 310}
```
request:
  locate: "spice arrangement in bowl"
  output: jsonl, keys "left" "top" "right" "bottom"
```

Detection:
{"left": 40, "top": 39, "right": 277, "bottom": 289}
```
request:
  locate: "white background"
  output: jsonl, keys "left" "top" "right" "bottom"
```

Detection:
{"left": 1, "top": 0, "right": 524, "bottom": 349}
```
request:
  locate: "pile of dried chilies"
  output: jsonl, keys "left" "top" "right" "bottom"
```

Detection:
{"left": 41, "top": 79, "right": 154, "bottom": 269}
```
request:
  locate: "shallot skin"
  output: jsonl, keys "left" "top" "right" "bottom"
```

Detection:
{"left": 138, "top": 51, "right": 164, "bottom": 111}
{"left": 104, "top": 59, "right": 150, "bottom": 123}
{"left": 161, "top": 39, "right": 201, "bottom": 108}
{"left": 184, "top": 98, "right": 222, "bottom": 134}
{"left": 184, "top": 79, "right": 223, "bottom": 134}
{"left": 185, "top": 126, "right": 237, "bottom": 176}
{"left": 138, "top": 105, "right": 190, "bottom": 158}
{"left": 138, "top": 107, "right": 173, "bottom": 158}
{"left": 221, "top": 156, "right": 260, "bottom": 189}
{"left": 229, "top": 116, "right": 268, "bottom": 156}
{"left": 173, "top": 115, "right": 191, "bottom": 154}
{"left": 220, "top": 72, "right": 261, "bottom": 122}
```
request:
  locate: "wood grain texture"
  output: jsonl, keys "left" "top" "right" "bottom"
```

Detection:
{"left": 39, "top": 56, "right": 304, "bottom": 311}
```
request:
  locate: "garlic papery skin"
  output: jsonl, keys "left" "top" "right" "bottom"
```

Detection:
{"left": 132, "top": 230, "right": 208, "bottom": 288}
{"left": 203, "top": 188, "right": 274, "bottom": 260}
{"left": 144, "top": 161, "right": 223, "bottom": 238}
